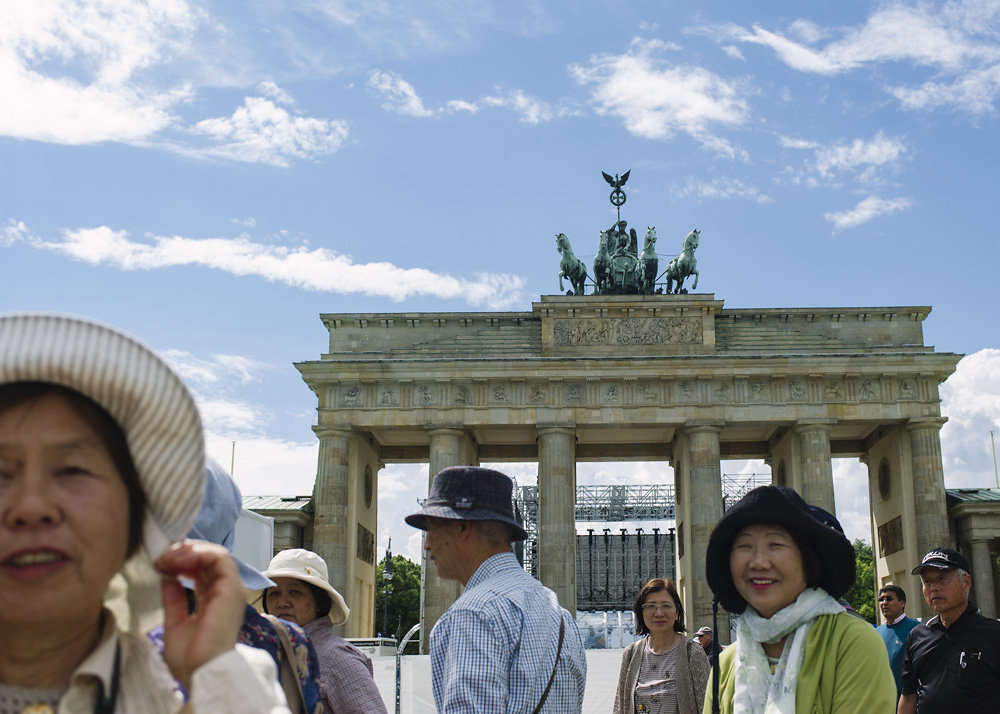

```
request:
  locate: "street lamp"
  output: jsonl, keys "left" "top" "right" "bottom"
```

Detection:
{"left": 382, "top": 539, "right": 394, "bottom": 638}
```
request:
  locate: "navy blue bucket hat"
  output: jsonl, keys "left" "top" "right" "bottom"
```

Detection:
{"left": 405, "top": 466, "right": 528, "bottom": 541}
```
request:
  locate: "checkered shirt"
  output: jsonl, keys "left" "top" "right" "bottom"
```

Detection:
{"left": 430, "top": 552, "right": 587, "bottom": 713}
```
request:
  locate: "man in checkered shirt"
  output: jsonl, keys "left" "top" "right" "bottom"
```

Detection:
{"left": 406, "top": 466, "right": 587, "bottom": 713}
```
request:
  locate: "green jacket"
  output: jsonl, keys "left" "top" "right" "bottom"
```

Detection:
{"left": 703, "top": 612, "right": 897, "bottom": 714}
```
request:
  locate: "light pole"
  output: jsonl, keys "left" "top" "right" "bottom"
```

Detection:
{"left": 382, "top": 539, "right": 394, "bottom": 639}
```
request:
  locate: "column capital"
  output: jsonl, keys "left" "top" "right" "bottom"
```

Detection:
{"left": 794, "top": 419, "right": 837, "bottom": 434}
{"left": 537, "top": 424, "right": 576, "bottom": 437}
{"left": 683, "top": 421, "right": 724, "bottom": 435}
{"left": 313, "top": 425, "right": 353, "bottom": 440}
{"left": 905, "top": 416, "right": 948, "bottom": 433}
{"left": 424, "top": 425, "right": 467, "bottom": 437}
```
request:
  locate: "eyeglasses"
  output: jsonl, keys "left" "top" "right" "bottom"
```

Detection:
{"left": 878, "top": 596, "right": 898, "bottom": 602}
{"left": 641, "top": 602, "right": 676, "bottom": 612}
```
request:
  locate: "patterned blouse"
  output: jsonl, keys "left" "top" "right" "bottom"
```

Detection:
{"left": 634, "top": 639, "right": 680, "bottom": 714}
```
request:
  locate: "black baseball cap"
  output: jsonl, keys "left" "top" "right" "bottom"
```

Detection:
{"left": 911, "top": 547, "right": 972, "bottom": 575}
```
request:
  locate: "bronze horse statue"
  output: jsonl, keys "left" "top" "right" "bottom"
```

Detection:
{"left": 663, "top": 229, "right": 700, "bottom": 294}
{"left": 636, "top": 227, "right": 658, "bottom": 294}
{"left": 556, "top": 233, "right": 588, "bottom": 295}
{"left": 592, "top": 229, "right": 611, "bottom": 294}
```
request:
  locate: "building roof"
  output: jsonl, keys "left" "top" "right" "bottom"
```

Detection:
{"left": 946, "top": 488, "right": 1000, "bottom": 506}
{"left": 243, "top": 495, "right": 313, "bottom": 513}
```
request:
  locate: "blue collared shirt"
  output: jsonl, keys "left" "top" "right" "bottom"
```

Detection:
{"left": 430, "top": 551, "right": 587, "bottom": 713}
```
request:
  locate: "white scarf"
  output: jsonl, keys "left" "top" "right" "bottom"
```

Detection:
{"left": 732, "top": 588, "right": 843, "bottom": 714}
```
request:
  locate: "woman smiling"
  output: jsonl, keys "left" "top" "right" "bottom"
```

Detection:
{"left": 703, "top": 486, "right": 895, "bottom": 714}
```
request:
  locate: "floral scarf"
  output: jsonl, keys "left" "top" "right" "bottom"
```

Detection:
{"left": 733, "top": 588, "right": 843, "bottom": 714}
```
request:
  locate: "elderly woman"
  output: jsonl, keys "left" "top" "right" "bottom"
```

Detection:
{"left": 703, "top": 486, "right": 896, "bottom": 714}
{"left": 0, "top": 313, "right": 291, "bottom": 713}
{"left": 614, "top": 578, "right": 710, "bottom": 714}
{"left": 261, "top": 549, "right": 388, "bottom": 714}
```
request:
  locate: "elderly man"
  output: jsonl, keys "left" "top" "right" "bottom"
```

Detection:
{"left": 898, "top": 548, "right": 1000, "bottom": 714}
{"left": 694, "top": 626, "right": 717, "bottom": 665}
{"left": 406, "top": 466, "right": 587, "bottom": 713}
{"left": 876, "top": 584, "right": 919, "bottom": 699}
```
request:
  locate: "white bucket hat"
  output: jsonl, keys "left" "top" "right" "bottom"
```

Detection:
{"left": 262, "top": 549, "right": 350, "bottom": 626}
{"left": 0, "top": 313, "right": 205, "bottom": 559}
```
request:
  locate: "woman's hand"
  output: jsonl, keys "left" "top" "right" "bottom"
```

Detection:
{"left": 155, "top": 540, "right": 246, "bottom": 689}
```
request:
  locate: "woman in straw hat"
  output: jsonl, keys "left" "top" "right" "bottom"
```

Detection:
{"left": 261, "top": 549, "right": 388, "bottom": 714}
{"left": 0, "top": 313, "right": 292, "bottom": 713}
{"left": 702, "top": 485, "right": 895, "bottom": 714}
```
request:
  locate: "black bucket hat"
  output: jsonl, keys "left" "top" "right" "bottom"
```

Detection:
{"left": 405, "top": 466, "right": 528, "bottom": 541}
{"left": 705, "top": 486, "right": 856, "bottom": 614}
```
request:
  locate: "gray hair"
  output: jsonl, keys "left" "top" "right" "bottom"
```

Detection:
{"left": 475, "top": 520, "right": 514, "bottom": 547}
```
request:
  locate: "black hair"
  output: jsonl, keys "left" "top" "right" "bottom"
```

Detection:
{"left": 879, "top": 584, "right": 906, "bottom": 602}
{"left": 787, "top": 529, "right": 823, "bottom": 588}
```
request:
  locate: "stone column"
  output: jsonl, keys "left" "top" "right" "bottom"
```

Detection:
{"left": 906, "top": 418, "right": 950, "bottom": 559}
{"left": 795, "top": 421, "right": 836, "bottom": 513}
{"left": 537, "top": 425, "right": 577, "bottom": 614}
{"left": 311, "top": 426, "right": 353, "bottom": 624}
{"left": 969, "top": 539, "right": 997, "bottom": 618}
{"left": 684, "top": 423, "right": 727, "bottom": 635}
{"left": 421, "top": 427, "right": 469, "bottom": 651}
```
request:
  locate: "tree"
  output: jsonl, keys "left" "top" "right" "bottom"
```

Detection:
{"left": 844, "top": 539, "right": 876, "bottom": 624}
{"left": 375, "top": 554, "right": 421, "bottom": 653}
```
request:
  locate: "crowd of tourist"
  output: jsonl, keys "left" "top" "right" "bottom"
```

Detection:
{"left": 0, "top": 312, "right": 997, "bottom": 713}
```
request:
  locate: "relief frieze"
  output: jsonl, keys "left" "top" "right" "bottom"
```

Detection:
{"left": 552, "top": 317, "right": 702, "bottom": 346}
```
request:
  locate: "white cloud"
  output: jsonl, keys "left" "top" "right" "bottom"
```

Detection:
{"left": 722, "top": 45, "right": 745, "bottom": 61}
{"left": 569, "top": 38, "right": 749, "bottom": 156}
{"left": 890, "top": 63, "right": 1000, "bottom": 113}
{"left": 159, "top": 349, "right": 267, "bottom": 386}
{"left": 675, "top": 176, "right": 773, "bottom": 204}
{"left": 231, "top": 217, "right": 257, "bottom": 228}
{"left": 723, "top": 4, "right": 1000, "bottom": 112}
{"left": 188, "top": 95, "right": 350, "bottom": 167}
{"left": 367, "top": 69, "right": 556, "bottom": 124}
{"left": 256, "top": 80, "right": 294, "bottom": 106}
{"left": 367, "top": 70, "right": 434, "bottom": 117}
{"left": 210, "top": 432, "right": 319, "bottom": 497}
{"left": 2, "top": 220, "right": 32, "bottom": 247}
{"left": 941, "top": 349, "right": 1000, "bottom": 488}
{"left": 0, "top": 0, "right": 198, "bottom": 144}
{"left": 0, "top": 3, "right": 347, "bottom": 164}
{"left": 480, "top": 90, "right": 554, "bottom": 123}
{"left": 814, "top": 132, "right": 907, "bottom": 178}
{"left": 778, "top": 135, "right": 819, "bottom": 150}
{"left": 443, "top": 99, "right": 479, "bottom": 114}
{"left": 17, "top": 222, "right": 526, "bottom": 308}
{"left": 824, "top": 195, "right": 914, "bottom": 230}
{"left": 832, "top": 459, "right": 873, "bottom": 545}
{"left": 200, "top": 397, "right": 270, "bottom": 434}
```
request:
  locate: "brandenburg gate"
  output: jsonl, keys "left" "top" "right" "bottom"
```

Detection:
{"left": 295, "top": 293, "right": 960, "bottom": 645}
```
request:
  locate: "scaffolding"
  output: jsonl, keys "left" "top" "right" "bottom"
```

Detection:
{"left": 514, "top": 474, "right": 772, "bottom": 589}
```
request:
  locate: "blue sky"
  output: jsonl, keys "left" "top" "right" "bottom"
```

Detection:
{"left": 3, "top": 0, "right": 1000, "bottom": 564}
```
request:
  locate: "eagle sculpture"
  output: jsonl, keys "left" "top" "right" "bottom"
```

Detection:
{"left": 602, "top": 170, "right": 630, "bottom": 189}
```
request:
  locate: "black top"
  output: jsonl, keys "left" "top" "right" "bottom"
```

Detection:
{"left": 900, "top": 603, "right": 1000, "bottom": 713}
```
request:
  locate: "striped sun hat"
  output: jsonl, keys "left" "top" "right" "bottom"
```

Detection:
{"left": 0, "top": 313, "right": 206, "bottom": 559}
